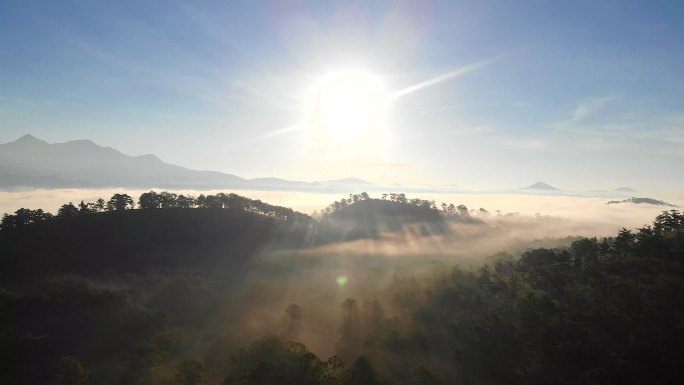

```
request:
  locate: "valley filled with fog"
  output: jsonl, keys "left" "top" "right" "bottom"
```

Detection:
{"left": 2, "top": 191, "right": 683, "bottom": 384}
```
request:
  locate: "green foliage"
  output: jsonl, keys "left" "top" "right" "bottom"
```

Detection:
{"left": 56, "top": 356, "right": 87, "bottom": 385}
{"left": 1, "top": 201, "right": 684, "bottom": 385}
{"left": 0, "top": 275, "right": 159, "bottom": 385}
{"left": 410, "top": 366, "right": 443, "bottom": 385}
{"left": 322, "top": 198, "right": 452, "bottom": 239}
{"left": 174, "top": 360, "right": 206, "bottom": 385}
{"left": 322, "top": 193, "right": 439, "bottom": 216}
{"left": 384, "top": 213, "right": 684, "bottom": 384}
{"left": 343, "top": 356, "right": 393, "bottom": 385}
{"left": 1, "top": 190, "right": 311, "bottom": 234}
{"left": 118, "top": 329, "right": 190, "bottom": 385}
{"left": 223, "top": 336, "right": 344, "bottom": 385}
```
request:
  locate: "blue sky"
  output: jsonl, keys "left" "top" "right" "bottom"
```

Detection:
{"left": 1, "top": 0, "right": 683, "bottom": 192}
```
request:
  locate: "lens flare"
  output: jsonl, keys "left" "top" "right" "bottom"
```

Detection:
{"left": 336, "top": 275, "right": 348, "bottom": 287}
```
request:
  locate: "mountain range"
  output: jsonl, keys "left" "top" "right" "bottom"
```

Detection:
{"left": 0, "top": 135, "right": 372, "bottom": 191}
{"left": 0, "top": 135, "right": 646, "bottom": 198}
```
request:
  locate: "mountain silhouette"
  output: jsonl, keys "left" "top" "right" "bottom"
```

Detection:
{"left": 522, "top": 182, "right": 559, "bottom": 190}
{"left": 0, "top": 135, "right": 374, "bottom": 191}
{"left": 615, "top": 187, "right": 638, "bottom": 193}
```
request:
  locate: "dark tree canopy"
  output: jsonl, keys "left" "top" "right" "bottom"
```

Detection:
{"left": 57, "top": 202, "right": 80, "bottom": 219}
{"left": 1, "top": 193, "right": 683, "bottom": 385}
{"left": 107, "top": 194, "right": 135, "bottom": 211}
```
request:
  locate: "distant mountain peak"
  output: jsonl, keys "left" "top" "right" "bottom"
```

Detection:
{"left": 13, "top": 134, "right": 48, "bottom": 145}
{"left": 0, "top": 135, "right": 379, "bottom": 192}
{"left": 135, "top": 153, "right": 161, "bottom": 161}
{"left": 329, "top": 177, "right": 371, "bottom": 184}
{"left": 523, "top": 182, "right": 559, "bottom": 190}
{"left": 68, "top": 139, "right": 97, "bottom": 145}
{"left": 18, "top": 133, "right": 37, "bottom": 140}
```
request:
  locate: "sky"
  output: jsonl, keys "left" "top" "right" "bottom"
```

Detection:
{"left": 1, "top": 0, "right": 683, "bottom": 192}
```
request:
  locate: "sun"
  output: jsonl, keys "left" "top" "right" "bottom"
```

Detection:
{"left": 304, "top": 70, "right": 389, "bottom": 153}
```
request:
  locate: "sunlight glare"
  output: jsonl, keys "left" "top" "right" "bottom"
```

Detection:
{"left": 305, "top": 70, "right": 388, "bottom": 151}
{"left": 321, "top": 84, "right": 373, "bottom": 142}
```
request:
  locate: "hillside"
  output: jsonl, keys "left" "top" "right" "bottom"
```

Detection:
{"left": 0, "top": 135, "right": 247, "bottom": 189}
{"left": 1, "top": 208, "right": 315, "bottom": 287}
{"left": 326, "top": 199, "right": 446, "bottom": 236}
{"left": 1, "top": 196, "right": 684, "bottom": 385}
{"left": 607, "top": 197, "right": 677, "bottom": 207}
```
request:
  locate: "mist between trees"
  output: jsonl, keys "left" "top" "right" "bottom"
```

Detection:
{"left": 1, "top": 191, "right": 683, "bottom": 384}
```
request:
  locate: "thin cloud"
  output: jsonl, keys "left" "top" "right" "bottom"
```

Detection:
{"left": 230, "top": 79, "right": 299, "bottom": 111}
{"left": 572, "top": 96, "right": 616, "bottom": 121}
{"left": 660, "top": 114, "right": 684, "bottom": 145}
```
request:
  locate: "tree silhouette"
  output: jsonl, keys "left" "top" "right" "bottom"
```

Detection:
{"left": 456, "top": 204, "right": 468, "bottom": 216}
{"left": 177, "top": 194, "right": 196, "bottom": 208}
{"left": 138, "top": 191, "right": 161, "bottom": 209}
{"left": 614, "top": 228, "right": 635, "bottom": 257}
{"left": 337, "top": 298, "right": 361, "bottom": 360}
{"left": 57, "top": 202, "right": 80, "bottom": 219}
{"left": 0, "top": 208, "right": 52, "bottom": 230}
{"left": 94, "top": 198, "right": 106, "bottom": 212}
{"left": 13, "top": 208, "right": 35, "bottom": 226}
{"left": 284, "top": 304, "right": 303, "bottom": 338}
{"left": 159, "top": 191, "right": 178, "bottom": 208}
{"left": 78, "top": 200, "right": 95, "bottom": 214}
{"left": 570, "top": 237, "right": 599, "bottom": 266}
{"left": 107, "top": 194, "right": 134, "bottom": 211}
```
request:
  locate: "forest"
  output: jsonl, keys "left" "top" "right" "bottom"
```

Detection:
{"left": 1, "top": 191, "right": 683, "bottom": 385}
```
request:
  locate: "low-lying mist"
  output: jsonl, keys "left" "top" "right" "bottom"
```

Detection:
{"left": 1, "top": 188, "right": 673, "bottom": 233}
{"left": 2, "top": 188, "right": 683, "bottom": 384}
{"left": 198, "top": 212, "right": 612, "bottom": 360}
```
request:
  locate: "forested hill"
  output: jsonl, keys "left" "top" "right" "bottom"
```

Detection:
{"left": 2, "top": 193, "right": 684, "bottom": 385}
{"left": 0, "top": 191, "right": 369, "bottom": 290}
{"left": 320, "top": 194, "right": 483, "bottom": 239}
{"left": 325, "top": 199, "right": 447, "bottom": 237}
{"left": 1, "top": 208, "right": 306, "bottom": 287}
{"left": 0, "top": 191, "right": 486, "bottom": 288}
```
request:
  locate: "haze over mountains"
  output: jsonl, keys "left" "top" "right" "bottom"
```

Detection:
{"left": 0, "top": 135, "right": 373, "bottom": 191}
{"left": 0, "top": 135, "right": 647, "bottom": 199}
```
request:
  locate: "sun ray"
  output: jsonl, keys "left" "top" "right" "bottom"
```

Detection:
{"left": 258, "top": 123, "right": 303, "bottom": 139}
{"left": 256, "top": 59, "right": 493, "bottom": 144}
{"left": 392, "top": 59, "right": 493, "bottom": 98}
